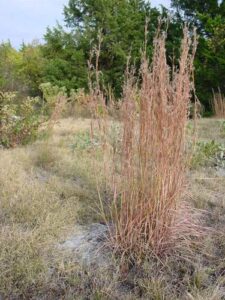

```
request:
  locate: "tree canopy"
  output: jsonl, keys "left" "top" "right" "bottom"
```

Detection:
{"left": 171, "top": 0, "right": 225, "bottom": 109}
{"left": 0, "top": 0, "right": 224, "bottom": 112}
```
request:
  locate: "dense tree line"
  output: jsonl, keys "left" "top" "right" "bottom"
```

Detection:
{"left": 0, "top": 0, "right": 224, "bottom": 112}
{"left": 172, "top": 0, "right": 225, "bottom": 111}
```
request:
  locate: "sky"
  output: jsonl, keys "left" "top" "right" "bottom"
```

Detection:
{"left": 0, "top": 0, "right": 171, "bottom": 49}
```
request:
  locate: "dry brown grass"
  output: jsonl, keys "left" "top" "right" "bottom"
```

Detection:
{"left": 0, "top": 150, "right": 78, "bottom": 296}
{"left": 1, "top": 116, "right": 225, "bottom": 298}
{"left": 109, "top": 27, "right": 199, "bottom": 259}
{"left": 0, "top": 118, "right": 105, "bottom": 297}
{"left": 212, "top": 90, "right": 225, "bottom": 118}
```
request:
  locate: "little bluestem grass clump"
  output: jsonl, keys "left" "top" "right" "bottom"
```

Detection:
{"left": 109, "top": 26, "right": 202, "bottom": 259}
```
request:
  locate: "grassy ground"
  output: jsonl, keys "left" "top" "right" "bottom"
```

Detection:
{"left": 1, "top": 117, "right": 225, "bottom": 299}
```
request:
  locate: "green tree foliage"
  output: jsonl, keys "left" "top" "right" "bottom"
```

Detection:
{"left": 19, "top": 41, "right": 46, "bottom": 96}
{"left": 44, "top": 0, "right": 160, "bottom": 96}
{"left": 171, "top": 0, "right": 225, "bottom": 110}
{"left": 0, "top": 41, "right": 46, "bottom": 96}
{"left": 42, "top": 25, "right": 87, "bottom": 91}
{"left": 0, "top": 42, "right": 22, "bottom": 92}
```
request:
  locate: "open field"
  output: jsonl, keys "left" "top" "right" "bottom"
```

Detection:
{"left": 1, "top": 117, "right": 225, "bottom": 299}
{"left": 1, "top": 0, "right": 225, "bottom": 298}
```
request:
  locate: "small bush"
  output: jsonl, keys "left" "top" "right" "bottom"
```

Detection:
{"left": 70, "top": 125, "right": 121, "bottom": 153}
{"left": 0, "top": 91, "right": 43, "bottom": 147}
{"left": 39, "top": 82, "right": 67, "bottom": 116}
{"left": 191, "top": 140, "right": 225, "bottom": 168}
{"left": 71, "top": 130, "right": 100, "bottom": 151}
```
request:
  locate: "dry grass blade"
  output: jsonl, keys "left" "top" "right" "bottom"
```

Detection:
{"left": 212, "top": 89, "right": 225, "bottom": 118}
{"left": 47, "top": 95, "right": 67, "bottom": 132}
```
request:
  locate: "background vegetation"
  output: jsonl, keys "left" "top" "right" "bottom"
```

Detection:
{"left": 0, "top": 0, "right": 224, "bottom": 112}
{"left": 1, "top": 1, "right": 225, "bottom": 299}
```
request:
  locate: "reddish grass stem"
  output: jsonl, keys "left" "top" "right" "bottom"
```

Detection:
{"left": 212, "top": 89, "right": 225, "bottom": 118}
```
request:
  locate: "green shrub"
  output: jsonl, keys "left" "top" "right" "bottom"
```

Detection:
{"left": 71, "top": 130, "right": 100, "bottom": 151}
{"left": 191, "top": 140, "right": 225, "bottom": 168}
{"left": 0, "top": 91, "right": 43, "bottom": 147}
{"left": 71, "top": 124, "right": 122, "bottom": 153}
{"left": 39, "top": 82, "right": 67, "bottom": 116}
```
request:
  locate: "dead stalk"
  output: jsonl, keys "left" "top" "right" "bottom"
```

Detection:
{"left": 212, "top": 89, "right": 225, "bottom": 118}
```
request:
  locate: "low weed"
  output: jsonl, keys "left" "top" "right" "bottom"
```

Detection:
{"left": 191, "top": 140, "right": 225, "bottom": 168}
{"left": 71, "top": 130, "right": 101, "bottom": 151}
